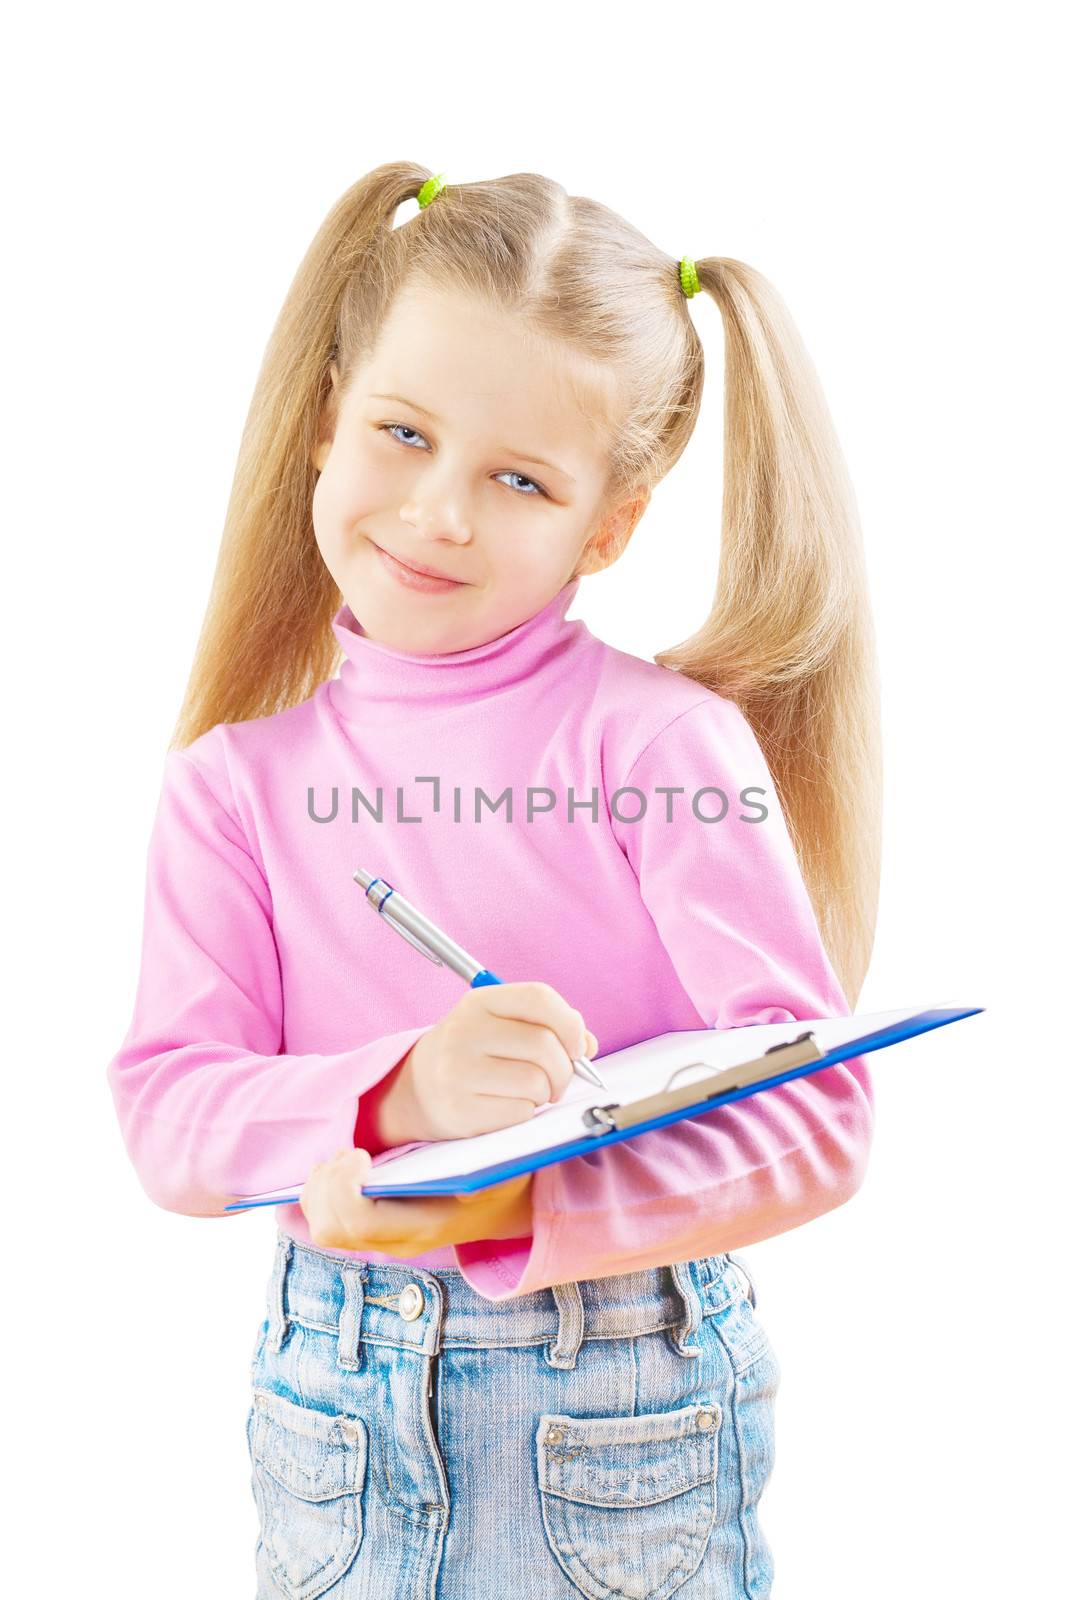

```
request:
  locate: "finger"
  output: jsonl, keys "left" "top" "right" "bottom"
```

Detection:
{"left": 448, "top": 1086, "right": 543, "bottom": 1132}
{"left": 316, "top": 1149, "right": 439, "bottom": 1253}
{"left": 324, "top": 1150, "right": 381, "bottom": 1241}
{"left": 303, "top": 1149, "right": 371, "bottom": 1249}
{"left": 454, "top": 1172, "right": 530, "bottom": 1208}
{"left": 473, "top": 1044, "right": 560, "bottom": 1108}
{"left": 300, "top": 1162, "right": 352, "bottom": 1250}
{"left": 525, "top": 1024, "right": 578, "bottom": 1103}
{"left": 386, "top": 1188, "right": 521, "bottom": 1250}
{"left": 471, "top": 1017, "right": 573, "bottom": 1103}
{"left": 356, "top": 1193, "right": 451, "bottom": 1255}
{"left": 473, "top": 981, "right": 589, "bottom": 1060}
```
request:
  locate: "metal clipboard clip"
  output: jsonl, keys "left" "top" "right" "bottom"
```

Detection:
{"left": 580, "top": 1031, "right": 826, "bottom": 1134}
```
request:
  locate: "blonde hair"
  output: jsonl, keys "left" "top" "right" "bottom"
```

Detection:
{"left": 171, "top": 161, "right": 881, "bottom": 1006}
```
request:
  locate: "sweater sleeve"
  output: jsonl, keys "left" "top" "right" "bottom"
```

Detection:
{"left": 106, "top": 750, "right": 433, "bottom": 1216}
{"left": 453, "top": 695, "right": 875, "bottom": 1300}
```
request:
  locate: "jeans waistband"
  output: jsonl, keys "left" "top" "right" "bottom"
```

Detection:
{"left": 263, "top": 1232, "right": 753, "bottom": 1372}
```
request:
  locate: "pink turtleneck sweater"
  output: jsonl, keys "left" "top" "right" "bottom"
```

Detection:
{"left": 107, "top": 579, "right": 874, "bottom": 1301}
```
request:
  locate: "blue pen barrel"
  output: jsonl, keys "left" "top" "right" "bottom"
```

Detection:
{"left": 470, "top": 969, "right": 503, "bottom": 987}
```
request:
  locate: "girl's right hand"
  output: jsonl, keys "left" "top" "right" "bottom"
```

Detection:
{"left": 399, "top": 981, "right": 598, "bottom": 1142}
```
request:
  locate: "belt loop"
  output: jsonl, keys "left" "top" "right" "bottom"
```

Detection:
{"left": 337, "top": 1263, "right": 367, "bottom": 1372}
{"left": 668, "top": 1261, "right": 704, "bottom": 1358}
{"left": 266, "top": 1233, "right": 294, "bottom": 1353}
{"left": 545, "top": 1281, "right": 585, "bottom": 1369}
{"left": 727, "top": 1251, "right": 757, "bottom": 1309}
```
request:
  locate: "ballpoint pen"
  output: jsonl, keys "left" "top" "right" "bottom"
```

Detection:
{"left": 353, "top": 868, "right": 608, "bottom": 1091}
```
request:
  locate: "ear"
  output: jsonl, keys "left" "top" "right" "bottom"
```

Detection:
{"left": 312, "top": 361, "right": 342, "bottom": 473}
{"left": 572, "top": 489, "right": 650, "bottom": 578}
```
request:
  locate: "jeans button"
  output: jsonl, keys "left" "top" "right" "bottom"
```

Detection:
{"left": 398, "top": 1283, "right": 425, "bottom": 1321}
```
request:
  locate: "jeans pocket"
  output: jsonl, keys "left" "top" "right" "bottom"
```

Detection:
{"left": 249, "top": 1385, "right": 368, "bottom": 1600}
{"left": 535, "top": 1401, "right": 721, "bottom": 1600}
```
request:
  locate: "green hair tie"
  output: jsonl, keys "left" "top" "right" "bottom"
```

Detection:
{"left": 678, "top": 256, "right": 701, "bottom": 298}
{"left": 417, "top": 173, "right": 446, "bottom": 208}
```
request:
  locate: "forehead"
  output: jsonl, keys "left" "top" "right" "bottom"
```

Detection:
{"left": 355, "top": 286, "right": 618, "bottom": 448}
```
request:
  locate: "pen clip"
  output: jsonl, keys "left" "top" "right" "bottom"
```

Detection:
{"left": 382, "top": 914, "right": 445, "bottom": 965}
{"left": 357, "top": 872, "right": 445, "bottom": 965}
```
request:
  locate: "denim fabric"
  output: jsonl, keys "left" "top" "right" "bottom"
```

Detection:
{"left": 245, "top": 1232, "right": 780, "bottom": 1599}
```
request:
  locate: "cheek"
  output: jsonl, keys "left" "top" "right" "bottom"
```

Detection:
{"left": 312, "top": 446, "right": 388, "bottom": 543}
{"left": 310, "top": 469, "right": 344, "bottom": 565}
{"left": 495, "top": 523, "right": 585, "bottom": 586}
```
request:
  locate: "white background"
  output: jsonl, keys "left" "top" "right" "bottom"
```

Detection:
{"left": 5, "top": 3, "right": 1063, "bottom": 1594}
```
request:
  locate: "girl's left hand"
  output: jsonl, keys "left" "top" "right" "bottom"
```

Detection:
{"left": 299, "top": 1147, "right": 534, "bottom": 1257}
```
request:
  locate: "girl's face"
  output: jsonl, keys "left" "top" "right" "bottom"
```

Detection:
{"left": 311, "top": 286, "right": 645, "bottom": 654}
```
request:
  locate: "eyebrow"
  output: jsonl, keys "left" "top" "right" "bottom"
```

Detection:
{"left": 368, "top": 393, "right": 576, "bottom": 484}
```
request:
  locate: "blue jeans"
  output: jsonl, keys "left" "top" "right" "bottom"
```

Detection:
{"left": 246, "top": 1232, "right": 780, "bottom": 1599}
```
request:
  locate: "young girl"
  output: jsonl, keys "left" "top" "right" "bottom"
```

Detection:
{"left": 108, "top": 163, "right": 880, "bottom": 1599}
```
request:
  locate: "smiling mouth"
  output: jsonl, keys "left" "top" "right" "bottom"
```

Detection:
{"left": 379, "top": 547, "right": 463, "bottom": 581}
{"left": 371, "top": 540, "right": 469, "bottom": 589}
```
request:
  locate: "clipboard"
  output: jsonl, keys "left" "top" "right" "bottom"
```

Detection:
{"left": 224, "top": 1003, "right": 983, "bottom": 1210}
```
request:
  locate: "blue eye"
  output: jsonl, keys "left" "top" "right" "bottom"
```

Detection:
{"left": 378, "top": 423, "right": 547, "bottom": 498}
{"left": 384, "top": 424, "right": 428, "bottom": 449}
{"left": 496, "top": 471, "right": 544, "bottom": 497}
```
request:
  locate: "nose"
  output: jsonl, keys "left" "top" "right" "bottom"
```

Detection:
{"left": 398, "top": 478, "right": 474, "bottom": 546}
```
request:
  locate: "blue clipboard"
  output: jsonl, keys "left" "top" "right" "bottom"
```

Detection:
{"left": 224, "top": 1004, "right": 983, "bottom": 1210}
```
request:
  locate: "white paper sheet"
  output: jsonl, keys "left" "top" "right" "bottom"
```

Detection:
{"left": 361, "top": 1006, "right": 931, "bottom": 1187}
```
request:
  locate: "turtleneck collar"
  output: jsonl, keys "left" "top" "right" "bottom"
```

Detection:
{"left": 327, "top": 577, "right": 587, "bottom": 725}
